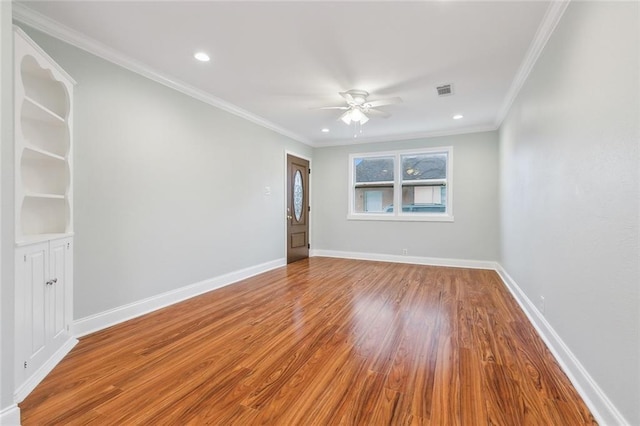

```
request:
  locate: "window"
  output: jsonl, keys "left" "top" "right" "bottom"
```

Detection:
{"left": 353, "top": 156, "right": 394, "bottom": 213}
{"left": 348, "top": 147, "right": 453, "bottom": 221}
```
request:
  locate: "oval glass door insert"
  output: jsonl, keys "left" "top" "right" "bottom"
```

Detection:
{"left": 293, "top": 170, "right": 303, "bottom": 221}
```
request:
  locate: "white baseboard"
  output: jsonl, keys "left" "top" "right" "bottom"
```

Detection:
{"left": 72, "top": 258, "right": 286, "bottom": 338}
{"left": 310, "top": 249, "right": 498, "bottom": 270}
{"left": 13, "top": 337, "right": 78, "bottom": 404}
{"left": 495, "top": 265, "right": 629, "bottom": 426}
{"left": 0, "top": 404, "right": 20, "bottom": 426}
{"left": 24, "top": 251, "right": 626, "bottom": 425}
{"left": 309, "top": 250, "right": 626, "bottom": 425}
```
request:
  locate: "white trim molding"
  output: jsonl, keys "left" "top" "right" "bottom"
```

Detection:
{"left": 12, "top": 3, "right": 503, "bottom": 150}
{"left": 495, "top": 265, "right": 629, "bottom": 426}
{"left": 495, "top": 0, "right": 570, "bottom": 127}
{"left": 0, "top": 404, "right": 20, "bottom": 426}
{"left": 11, "top": 4, "right": 311, "bottom": 147}
{"left": 316, "top": 125, "right": 497, "bottom": 148}
{"left": 14, "top": 337, "right": 78, "bottom": 404}
{"left": 310, "top": 249, "right": 497, "bottom": 270}
{"left": 310, "top": 249, "right": 629, "bottom": 425}
{"left": 72, "top": 258, "right": 286, "bottom": 338}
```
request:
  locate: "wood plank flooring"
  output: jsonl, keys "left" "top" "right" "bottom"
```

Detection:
{"left": 20, "top": 257, "right": 596, "bottom": 425}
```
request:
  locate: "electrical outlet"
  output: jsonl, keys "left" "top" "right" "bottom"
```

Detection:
{"left": 264, "top": 186, "right": 271, "bottom": 196}
{"left": 539, "top": 296, "right": 545, "bottom": 314}
{"left": 402, "top": 248, "right": 408, "bottom": 255}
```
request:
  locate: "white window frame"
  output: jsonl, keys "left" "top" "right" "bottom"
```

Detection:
{"left": 348, "top": 146, "right": 453, "bottom": 222}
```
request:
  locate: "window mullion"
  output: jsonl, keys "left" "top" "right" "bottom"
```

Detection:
{"left": 394, "top": 154, "right": 402, "bottom": 216}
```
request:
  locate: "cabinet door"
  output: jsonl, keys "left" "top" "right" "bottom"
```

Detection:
{"left": 16, "top": 242, "right": 50, "bottom": 377}
{"left": 49, "top": 239, "right": 72, "bottom": 348}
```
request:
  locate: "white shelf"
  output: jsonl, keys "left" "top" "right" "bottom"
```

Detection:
{"left": 20, "top": 54, "right": 69, "bottom": 120}
{"left": 16, "top": 232, "right": 74, "bottom": 247}
{"left": 20, "top": 115, "right": 69, "bottom": 158}
{"left": 22, "top": 96, "right": 65, "bottom": 124}
{"left": 15, "top": 28, "right": 74, "bottom": 243}
{"left": 20, "top": 197, "right": 69, "bottom": 236}
{"left": 20, "top": 149, "right": 69, "bottom": 196}
{"left": 23, "top": 145, "right": 65, "bottom": 162}
{"left": 23, "top": 193, "right": 65, "bottom": 200}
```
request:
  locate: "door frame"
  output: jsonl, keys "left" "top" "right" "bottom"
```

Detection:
{"left": 283, "top": 150, "right": 312, "bottom": 261}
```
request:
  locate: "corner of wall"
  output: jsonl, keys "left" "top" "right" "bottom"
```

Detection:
{"left": 311, "top": 249, "right": 498, "bottom": 271}
{"left": 72, "top": 258, "right": 286, "bottom": 338}
{"left": 0, "top": 0, "right": 17, "bottom": 418}
{"left": 495, "top": 264, "right": 630, "bottom": 426}
{"left": 0, "top": 404, "right": 21, "bottom": 426}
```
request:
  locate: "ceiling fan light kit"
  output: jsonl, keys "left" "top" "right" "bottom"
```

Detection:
{"left": 340, "top": 108, "right": 369, "bottom": 125}
{"left": 319, "top": 89, "right": 402, "bottom": 128}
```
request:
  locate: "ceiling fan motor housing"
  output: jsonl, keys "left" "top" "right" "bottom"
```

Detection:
{"left": 344, "top": 89, "right": 369, "bottom": 105}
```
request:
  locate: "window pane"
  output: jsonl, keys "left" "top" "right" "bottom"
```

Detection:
{"left": 354, "top": 187, "right": 394, "bottom": 213}
{"left": 293, "top": 169, "right": 303, "bottom": 221}
{"left": 355, "top": 157, "right": 394, "bottom": 183}
{"left": 401, "top": 153, "right": 446, "bottom": 181}
{"left": 401, "top": 185, "right": 447, "bottom": 213}
{"left": 353, "top": 156, "right": 394, "bottom": 213}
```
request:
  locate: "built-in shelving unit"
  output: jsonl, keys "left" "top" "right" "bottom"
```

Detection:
{"left": 14, "top": 28, "right": 74, "bottom": 244}
{"left": 13, "top": 26, "right": 77, "bottom": 403}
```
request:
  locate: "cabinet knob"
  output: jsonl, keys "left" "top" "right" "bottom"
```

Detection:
{"left": 45, "top": 278, "right": 58, "bottom": 286}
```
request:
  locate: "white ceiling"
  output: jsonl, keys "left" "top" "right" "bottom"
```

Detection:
{"left": 15, "top": 1, "right": 554, "bottom": 147}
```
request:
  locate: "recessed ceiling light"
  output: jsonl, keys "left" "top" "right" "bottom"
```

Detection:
{"left": 453, "top": 114, "right": 464, "bottom": 120}
{"left": 194, "top": 52, "right": 210, "bottom": 62}
{"left": 321, "top": 128, "right": 330, "bottom": 133}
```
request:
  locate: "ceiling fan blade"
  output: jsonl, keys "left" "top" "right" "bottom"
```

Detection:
{"left": 365, "top": 97, "right": 403, "bottom": 108}
{"left": 312, "top": 106, "right": 349, "bottom": 110}
{"left": 339, "top": 91, "right": 354, "bottom": 104}
{"left": 366, "top": 108, "right": 392, "bottom": 118}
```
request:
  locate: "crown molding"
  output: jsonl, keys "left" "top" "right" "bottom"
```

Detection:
{"left": 314, "top": 124, "right": 498, "bottom": 148}
{"left": 12, "top": 3, "right": 313, "bottom": 146}
{"left": 12, "top": 2, "right": 550, "bottom": 149}
{"left": 495, "top": 0, "right": 571, "bottom": 127}
{"left": 14, "top": 25, "right": 76, "bottom": 84}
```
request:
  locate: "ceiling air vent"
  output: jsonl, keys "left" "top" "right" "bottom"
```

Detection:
{"left": 436, "top": 84, "right": 453, "bottom": 97}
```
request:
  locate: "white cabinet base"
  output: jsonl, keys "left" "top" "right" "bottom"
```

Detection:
{"left": 13, "top": 337, "right": 77, "bottom": 403}
{"left": 14, "top": 237, "right": 74, "bottom": 402}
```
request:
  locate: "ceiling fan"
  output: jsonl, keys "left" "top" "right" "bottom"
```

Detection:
{"left": 316, "top": 89, "right": 402, "bottom": 125}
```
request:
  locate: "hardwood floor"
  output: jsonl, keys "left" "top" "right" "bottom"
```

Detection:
{"left": 20, "top": 257, "right": 596, "bottom": 425}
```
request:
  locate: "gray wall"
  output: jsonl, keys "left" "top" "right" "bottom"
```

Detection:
{"left": 499, "top": 2, "right": 639, "bottom": 424}
{"left": 313, "top": 131, "right": 499, "bottom": 261}
{"left": 7, "top": 3, "right": 638, "bottom": 423}
{"left": 1, "top": 0, "right": 15, "bottom": 415}
{"left": 22, "top": 27, "right": 312, "bottom": 320}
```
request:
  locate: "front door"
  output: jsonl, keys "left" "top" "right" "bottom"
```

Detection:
{"left": 287, "top": 154, "right": 309, "bottom": 263}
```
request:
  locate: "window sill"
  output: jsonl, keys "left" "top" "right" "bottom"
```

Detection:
{"left": 347, "top": 214, "right": 454, "bottom": 222}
